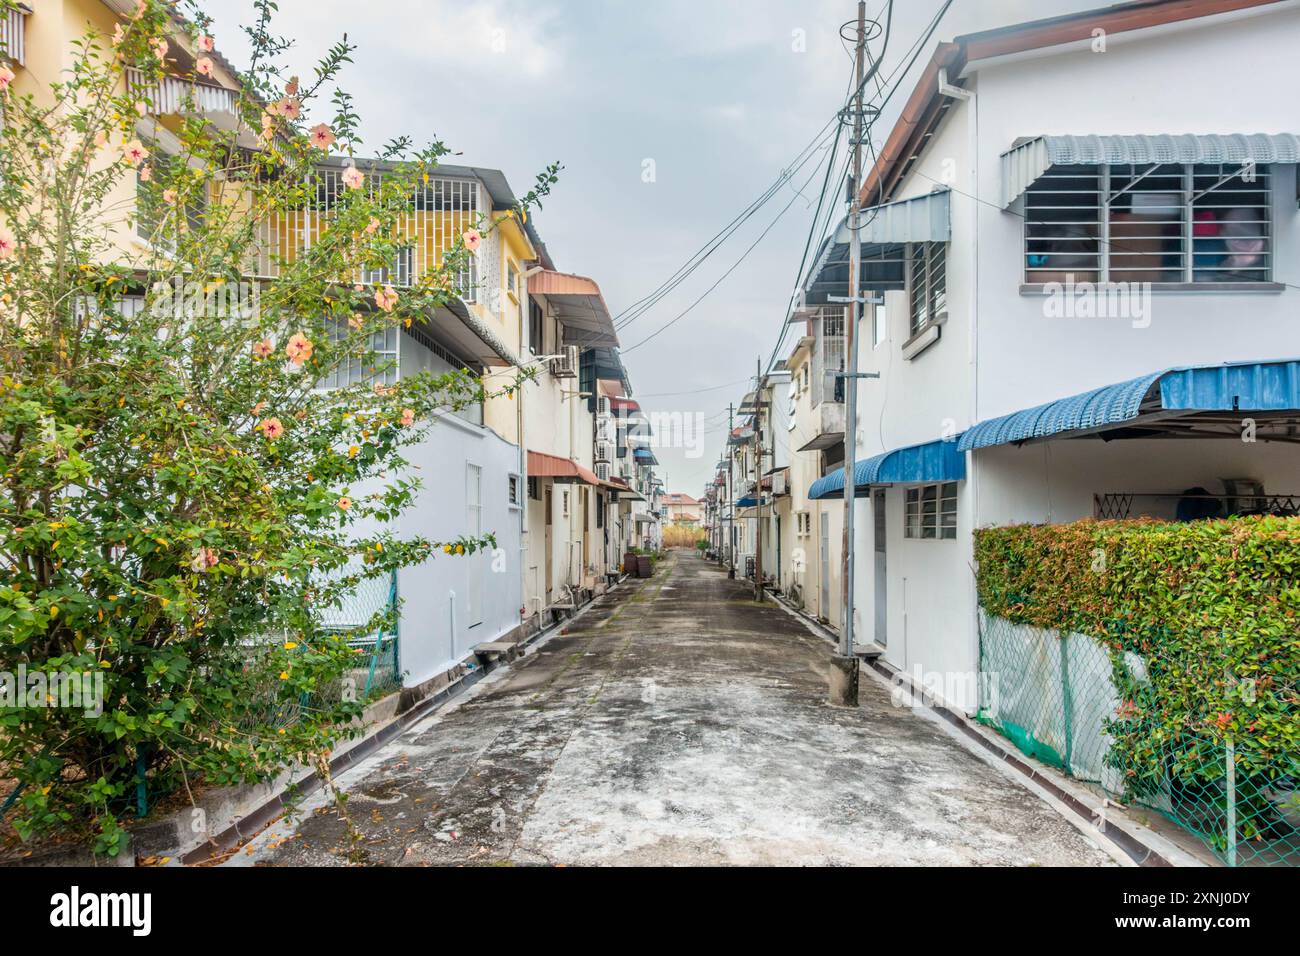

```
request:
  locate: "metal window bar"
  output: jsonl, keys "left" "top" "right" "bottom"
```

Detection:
{"left": 1, "top": 6, "right": 26, "bottom": 66}
{"left": 317, "top": 320, "right": 399, "bottom": 389}
{"left": 124, "top": 67, "right": 239, "bottom": 116}
{"left": 253, "top": 170, "right": 481, "bottom": 298}
{"left": 811, "top": 306, "right": 845, "bottom": 407}
{"left": 1025, "top": 163, "right": 1272, "bottom": 284}
{"left": 909, "top": 241, "right": 946, "bottom": 334}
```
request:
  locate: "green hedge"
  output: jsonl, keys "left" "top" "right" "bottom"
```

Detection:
{"left": 974, "top": 516, "right": 1299, "bottom": 787}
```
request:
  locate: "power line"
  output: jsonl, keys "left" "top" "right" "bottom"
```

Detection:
{"left": 622, "top": 148, "right": 838, "bottom": 353}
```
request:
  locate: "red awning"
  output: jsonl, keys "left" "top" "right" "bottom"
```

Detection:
{"left": 528, "top": 450, "right": 602, "bottom": 486}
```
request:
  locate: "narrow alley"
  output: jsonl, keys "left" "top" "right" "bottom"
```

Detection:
{"left": 248, "top": 553, "right": 1114, "bottom": 867}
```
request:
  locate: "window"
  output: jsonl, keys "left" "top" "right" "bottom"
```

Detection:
{"left": 561, "top": 488, "right": 570, "bottom": 518}
{"left": 317, "top": 322, "right": 398, "bottom": 389}
{"left": 528, "top": 299, "right": 544, "bottom": 355}
{"left": 508, "top": 473, "right": 522, "bottom": 508}
{"left": 1023, "top": 163, "right": 1272, "bottom": 284}
{"left": 507, "top": 261, "right": 519, "bottom": 301}
{"left": 872, "top": 303, "right": 887, "bottom": 347}
{"left": 528, "top": 476, "right": 540, "bottom": 501}
{"left": 908, "top": 242, "right": 946, "bottom": 335}
{"left": 136, "top": 150, "right": 207, "bottom": 246}
{"left": 904, "top": 482, "right": 957, "bottom": 540}
{"left": 596, "top": 493, "right": 605, "bottom": 529}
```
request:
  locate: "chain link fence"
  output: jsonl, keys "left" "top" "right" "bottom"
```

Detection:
{"left": 977, "top": 610, "right": 1299, "bottom": 867}
{"left": 317, "top": 567, "right": 402, "bottom": 700}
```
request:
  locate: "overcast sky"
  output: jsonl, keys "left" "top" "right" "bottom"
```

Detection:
{"left": 214, "top": 0, "right": 1094, "bottom": 495}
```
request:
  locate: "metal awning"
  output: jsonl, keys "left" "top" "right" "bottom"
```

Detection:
{"left": 1001, "top": 133, "right": 1300, "bottom": 207}
{"left": 529, "top": 270, "right": 618, "bottom": 348}
{"left": 435, "top": 298, "right": 520, "bottom": 368}
{"left": 808, "top": 438, "right": 966, "bottom": 500}
{"left": 735, "top": 496, "right": 759, "bottom": 509}
{"left": 803, "top": 189, "right": 951, "bottom": 305}
{"left": 527, "top": 450, "right": 602, "bottom": 486}
{"left": 633, "top": 448, "right": 658, "bottom": 465}
{"left": 958, "top": 359, "right": 1300, "bottom": 452}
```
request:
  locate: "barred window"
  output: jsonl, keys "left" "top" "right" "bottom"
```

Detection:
{"left": 908, "top": 242, "right": 946, "bottom": 334}
{"left": 318, "top": 322, "right": 399, "bottom": 389}
{"left": 904, "top": 482, "right": 957, "bottom": 540}
{"left": 1024, "top": 163, "right": 1272, "bottom": 284}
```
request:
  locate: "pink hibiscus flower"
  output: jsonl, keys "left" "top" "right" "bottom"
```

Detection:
{"left": 276, "top": 96, "right": 301, "bottom": 120}
{"left": 309, "top": 124, "right": 335, "bottom": 151}
{"left": 258, "top": 417, "right": 284, "bottom": 440}
{"left": 374, "top": 285, "right": 398, "bottom": 313}
{"left": 195, "top": 57, "right": 214, "bottom": 77}
{"left": 151, "top": 38, "right": 169, "bottom": 61}
{"left": 364, "top": 217, "right": 380, "bottom": 235}
{"left": 341, "top": 165, "right": 365, "bottom": 190}
{"left": 252, "top": 339, "right": 273, "bottom": 358}
{"left": 0, "top": 227, "right": 17, "bottom": 261}
{"left": 462, "top": 228, "right": 482, "bottom": 251}
{"left": 121, "top": 140, "right": 150, "bottom": 167}
{"left": 199, "top": 35, "right": 216, "bottom": 53}
{"left": 285, "top": 332, "right": 313, "bottom": 365}
{"left": 336, "top": 496, "right": 352, "bottom": 511}
{"left": 400, "top": 408, "right": 415, "bottom": 427}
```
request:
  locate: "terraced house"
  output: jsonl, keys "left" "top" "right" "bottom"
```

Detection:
{"left": 4, "top": 0, "right": 660, "bottom": 703}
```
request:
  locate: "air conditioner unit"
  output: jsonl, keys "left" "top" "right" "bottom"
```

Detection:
{"left": 595, "top": 441, "right": 613, "bottom": 463}
{"left": 598, "top": 396, "right": 611, "bottom": 417}
{"left": 551, "top": 344, "right": 579, "bottom": 379}
{"left": 595, "top": 462, "right": 611, "bottom": 481}
{"left": 772, "top": 472, "right": 787, "bottom": 496}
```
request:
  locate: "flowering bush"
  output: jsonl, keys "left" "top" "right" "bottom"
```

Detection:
{"left": 0, "top": 0, "right": 552, "bottom": 853}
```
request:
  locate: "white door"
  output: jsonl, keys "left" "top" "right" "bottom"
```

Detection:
{"left": 466, "top": 463, "right": 483, "bottom": 629}
{"left": 874, "top": 489, "right": 887, "bottom": 646}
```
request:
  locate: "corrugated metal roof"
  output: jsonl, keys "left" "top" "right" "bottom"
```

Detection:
{"left": 958, "top": 359, "right": 1300, "bottom": 451}
{"left": 527, "top": 450, "right": 602, "bottom": 485}
{"left": 1001, "top": 133, "right": 1300, "bottom": 206}
{"left": 803, "top": 190, "right": 950, "bottom": 305}
{"left": 807, "top": 438, "right": 966, "bottom": 500}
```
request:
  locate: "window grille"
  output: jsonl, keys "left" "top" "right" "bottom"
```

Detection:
{"left": 1024, "top": 163, "right": 1272, "bottom": 284}
{"left": 908, "top": 242, "right": 946, "bottom": 334}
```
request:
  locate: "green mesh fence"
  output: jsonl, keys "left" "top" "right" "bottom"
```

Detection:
{"left": 977, "top": 610, "right": 1299, "bottom": 867}
{"left": 239, "top": 569, "right": 402, "bottom": 735}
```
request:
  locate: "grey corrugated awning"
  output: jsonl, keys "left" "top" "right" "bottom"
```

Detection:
{"left": 1001, "top": 133, "right": 1300, "bottom": 207}
{"left": 803, "top": 189, "right": 950, "bottom": 305}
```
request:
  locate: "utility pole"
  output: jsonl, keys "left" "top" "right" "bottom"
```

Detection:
{"left": 726, "top": 402, "right": 736, "bottom": 579}
{"left": 753, "top": 374, "right": 762, "bottom": 600}
{"left": 832, "top": 1, "right": 868, "bottom": 706}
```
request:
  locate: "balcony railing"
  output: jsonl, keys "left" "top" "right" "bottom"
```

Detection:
{"left": 251, "top": 169, "right": 482, "bottom": 301}
{"left": 125, "top": 67, "right": 241, "bottom": 118}
{"left": 1, "top": 5, "right": 26, "bottom": 66}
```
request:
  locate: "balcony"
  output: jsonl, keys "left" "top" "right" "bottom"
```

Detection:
{"left": 125, "top": 68, "right": 242, "bottom": 127}
{"left": 250, "top": 166, "right": 482, "bottom": 300}
{"left": 796, "top": 401, "right": 845, "bottom": 452}
{"left": 1, "top": 5, "right": 28, "bottom": 67}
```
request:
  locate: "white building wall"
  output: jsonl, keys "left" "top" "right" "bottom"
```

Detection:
{"left": 850, "top": 5, "right": 1300, "bottom": 714}
{"left": 395, "top": 412, "right": 523, "bottom": 688}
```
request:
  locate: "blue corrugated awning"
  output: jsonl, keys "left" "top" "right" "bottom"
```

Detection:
{"left": 735, "top": 496, "right": 759, "bottom": 508}
{"left": 959, "top": 359, "right": 1300, "bottom": 452}
{"left": 807, "top": 438, "right": 966, "bottom": 500}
